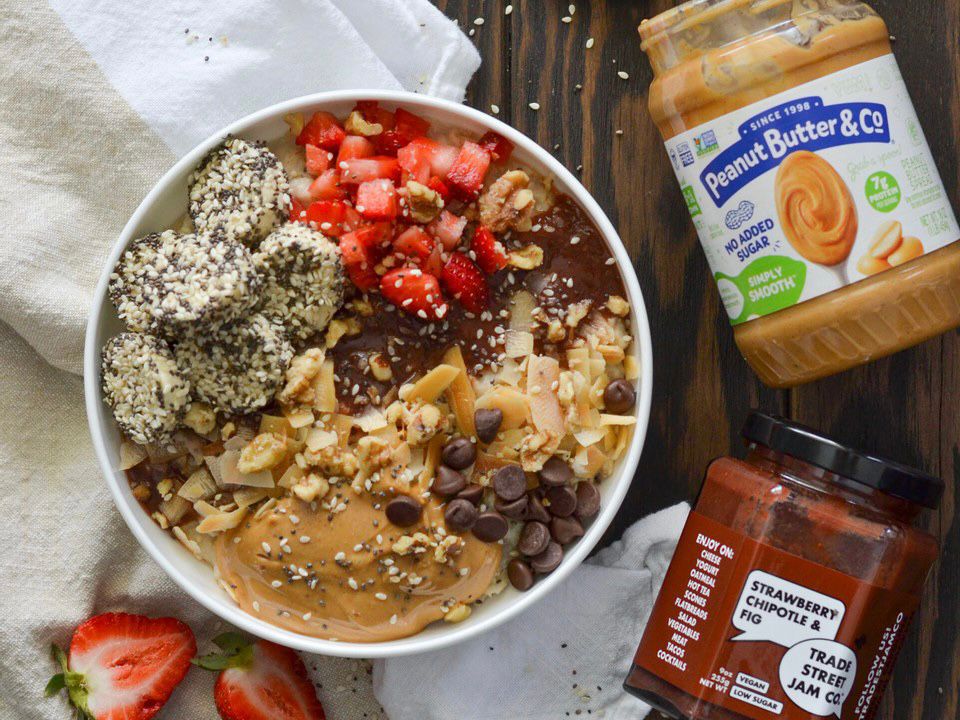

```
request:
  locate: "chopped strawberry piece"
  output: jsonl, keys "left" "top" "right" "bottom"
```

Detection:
{"left": 393, "top": 226, "right": 436, "bottom": 267}
{"left": 339, "top": 231, "right": 379, "bottom": 290}
{"left": 290, "top": 197, "right": 307, "bottom": 223}
{"left": 305, "top": 144, "right": 332, "bottom": 176}
{"left": 354, "top": 100, "right": 395, "bottom": 131}
{"left": 356, "top": 179, "right": 399, "bottom": 220}
{"left": 46, "top": 613, "right": 196, "bottom": 720}
{"left": 398, "top": 137, "right": 459, "bottom": 183}
{"left": 442, "top": 252, "right": 489, "bottom": 314}
{"left": 195, "top": 633, "right": 326, "bottom": 720}
{"left": 380, "top": 267, "right": 448, "bottom": 320}
{"left": 373, "top": 111, "right": 430, "bottom": 156}
{"left": 296, "top": 111, "right": 346, "bottom": 150}
{"left": 304, "top": 200, "right": 360, "bottom": 236}
{"left": 471, "top": 225, "right": 509, "bottom": 274}
{"left": 339, "top": 157, "right": 401, "bottom": 185}
{"left": 428, "top": 210, "right": 468, "bottom": 250}
{"left": 446, "top": 141, "right": 492, "bottom": 201}
{"left": 337, "top": 135, "right": 376, "bottom": 163}
{"left": 426, "top": 176, "right": 451, "bottom": 201}
{"left": 395, "top": 108, "right": 431, "bottom": 137}
{"left": 308, "top": 169, "right": 347, "bottom": 201}
{"left": 478, "top": 131, "right": 515, "bottom": 163}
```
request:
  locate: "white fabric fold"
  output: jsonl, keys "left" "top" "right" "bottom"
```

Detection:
{"left": 373, "top": 503, "right": 690, "bottom": 720}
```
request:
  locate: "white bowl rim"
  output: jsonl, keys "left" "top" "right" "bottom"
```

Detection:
{"left": 84, "top": 89, "right": 654, "bottom": 658}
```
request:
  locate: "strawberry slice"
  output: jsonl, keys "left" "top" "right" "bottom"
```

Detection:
{"left": 305, "top": 145, "right": 332, "bottom": 176}
{"left": 339, "top": 230, "right": 379, "bottom": 290}
{"left": 380, "top": 267, "right": 448, "bottom": 320}
{"left": 442, "top": 252, "right": 490, "bottom": 314}
{"left": 308, "top": 169, "right": 347, "bottom": 201}
{"left": 356, "top": 179, "right": 399, "bottom": 220}
{"left": 478, "top": 131, "right": 515, "bottom": 163}
{"left": 194, "top": 633, "right": 325, "bottom": 720}
{"left": 446, "top": 141, "right": 492, "bottom": 201}
{"left": 471, "top": 225, "right": 509, "bottom": 274}
{"left": 339, "top": 157, "right": 401, "bottom": 185}
{"left": 46, "top": 613, "right": 196, "bottom": 720}
{"left": 428, "top": 210, "right": 467, "bottom": 250}
{"left": 336, "top": 135, "right": 376, "bottom": 163}
{"left": 296, "top": 111, "right": 346, "bottom": 150}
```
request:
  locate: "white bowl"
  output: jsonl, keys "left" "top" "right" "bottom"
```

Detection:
{"left": 84, "top": 90, "right": 654, "bottom": 658}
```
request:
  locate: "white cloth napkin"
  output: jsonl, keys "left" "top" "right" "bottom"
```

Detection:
{"left": 374, "top": 503, "right": 689, "bottom": 720}
{"left": 0, "top": 2, "right": 476, "bottom": 718}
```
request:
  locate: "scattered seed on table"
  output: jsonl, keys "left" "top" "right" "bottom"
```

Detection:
{"left": 474, "top": 17, "right": 485, "bottom": 26}
{"left": 491, "top": 104, "right": 500, "bottom": 114}
{"left": 529, "top": 102, "right": 541, "bottom": 110}
{"left": 562, "top": 16, "right": 572, "bottom": 23}
{"left": 618, "top": 70, "right": 629, "bottom": 79}
{"left": 505, "top": 4, "right": 513, "bottom": 14}
{"left": 586, "top": 37, "right": 595, "bottom": 49}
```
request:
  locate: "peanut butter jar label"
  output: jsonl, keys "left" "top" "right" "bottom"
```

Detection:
{"left": 634, "top": 511, "right": 918, "bottom": 720}
{"left": 664, "top": 54, "right": 960, "bottom": 325}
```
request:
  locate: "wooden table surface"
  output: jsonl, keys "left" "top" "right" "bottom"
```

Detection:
{"left": 434, "top": 1, "right": 959, "bottom": 717}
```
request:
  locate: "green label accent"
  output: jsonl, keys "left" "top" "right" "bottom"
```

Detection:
{"left": 716, "top": 256, "right": 807, "bottom": 324}
{"left": 682, "top": 185, "right": 702, "bottom": 218}
{"left": 865, "top": 171, "right": 901, "bottom": 212}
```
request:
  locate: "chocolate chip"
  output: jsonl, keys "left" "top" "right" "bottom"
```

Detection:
{"left": 550, "top": 515, "right": 584, "bottom": 545}
{"left": 507, "top": 558, "right": 534, "bottom": 591}
{"left": 538, "top": 456, "right": 573, "bottom": 487}
{"left": 472, "top": 511, "right": 508, "bottom": 542}
{"left": 444, "top": 498, "right": 479, "bottom": 531}
{"left": 603, "top": 379, "right": 636, "bottom": 414}
{"left": 474, "top": 408, "right": 503, "bottom": 443}
{"left": 432, "top": 465, "right": 466, "bottom": 498}
{"left": 494, "top": 495, "right": 528, "bottom": 519}
{"left": 545, "top": 485, "right": 578, "bottom": 517}
{"left": 518, "top": 521, "right": 551, "bottom": 556}
{"left": 530, "top": 541, "right": 563, "bottom": 574}
{"left": 575, "top": 481, "right": 601, "bottom": 520}
{"left": 441, "top": 437, "right": 476, "bottom": 470}
{"left": 492, "top": 464, "right": 527, "bottom": 501}
{"left": 524, "top": 493, "right": 552, "bottom": 523}
{"left": 457, "top": 483, "right": 484, "bottom": 505}
{"left": 386, "top": 495, "right": 422, "bottom": 527}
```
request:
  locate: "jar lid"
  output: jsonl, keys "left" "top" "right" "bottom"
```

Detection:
{"left": 743, "top": 412, "right": 943, "bottom": 509}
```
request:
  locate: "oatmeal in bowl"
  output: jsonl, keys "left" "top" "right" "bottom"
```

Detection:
{"left": 85, "top": 92, "right": 652, "bottom": 655}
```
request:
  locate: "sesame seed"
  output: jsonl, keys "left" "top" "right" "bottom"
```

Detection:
{"left": 271, "top": 580, "right": 283, "bottom": 588}
{"left": 505, "top": 4, "right": 513, "bottom": 14}
{"left": 491, "top": 104, "right": 500, "bottom": 114}
{"left": 561, "top": 16, "right": 572, "bottom": 23}
{"left": 569, "top": 4, "right": 576, "bottom": 14}
{"left": 586, "top": 38, "right": 595, "bottom": 49}
{"left": 473, "top": 17, "right": 484, "bottom": 26}
{"left": 617, "top": 71, "right": 629, "bottom": 80}
{"left": 529, "top": 102, "right": 540, "bottom": 110}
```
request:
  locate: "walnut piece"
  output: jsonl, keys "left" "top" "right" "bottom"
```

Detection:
{"left": 280, "top": 348, "right": 325, "bottom": 405}
{"left": 508, "top": 244, "right": 544, "bottom": 270}
{"left": 478, "top": 170, "right": 536, "bottom": 232}
{"left": 292, "top": 472, "right": 330, "bottom": 503}
{"left": 405, "top": 181, "right": 444, "bottom": 223}
{"left": 344, "top": 111, "right": 383, "bottom": 136}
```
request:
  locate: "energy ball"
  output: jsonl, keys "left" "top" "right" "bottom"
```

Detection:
{"left": 253, "top": 223, "right": 344, "bottom": 341}
{"left": 176, "top": 313, "right": 293, "bottom": 415}
{"left": 189, "top": 138, "right": 291, "bottom": 247}
{"left": 109, "top": 230, "right": 261, "bottom": 336}
{"left": 101, "top": 333, "right": 190, "bottom": 445}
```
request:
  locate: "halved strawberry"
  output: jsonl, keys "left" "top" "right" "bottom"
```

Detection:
{"left": 308, "top": 169, "right": 347, "bottom": 201}
{"left": 46, "top": 613, "right": 196, "bottom": 720}
{"left": 339, "top": 157, "right": 401, "bottom": 185}
{"left": 446, "top": 141, "right": 492, "bottom": 201}
{"left": 194, "top": 633, "right": 325, "bottom": 720}
{"left": 428, "top": 210, "right": 468, "bottom": 250}
{"left": 305, "top": 144, "right": 332, "bottom": 176}
{"left": 442, "top": 252, "right": 489, "bottom": 314}
{"left": 296, "top": 111, "right": 346, "bottom": 150}
{"left": 305, "top": 200, "right": 360, "bottom": 237}
{"left": 380, "top": 267, "right": 448, "bottom": 320}
{"left": 478, "top": 131, "right": 515, "bottom": 163}
{"left": 356, "top": 179, "right": 399, "bottom": 220}
{"left": 339, "top": 230, "right": 379, "bottom": 290}
{"left": 336, "top": 135, "right": 376, "bottom": 163}
{"left": 472, "top": 225, "right": 509, "bottom": 274}
{"left": 290, "top": 197, "right": 307, "bottom": 223}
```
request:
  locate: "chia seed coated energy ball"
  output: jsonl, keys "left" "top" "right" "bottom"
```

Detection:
{"left": 189, "top": 138, "right": 292, "bottom": 247}
{"left": 253, "top": 223, "right": 345, "bottom": 342}
{"left": 175, "top": 313, "right": 293, "bottom": 415}
{"left": 101, "top": 333, "right": 190, "bottom": 445}
{"left": 109, "top": 230, "right": 261, "bottom": 336}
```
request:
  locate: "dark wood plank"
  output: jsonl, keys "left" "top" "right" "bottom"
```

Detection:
{"left": 437, "top": 1, "right": 957, "bottom": 717}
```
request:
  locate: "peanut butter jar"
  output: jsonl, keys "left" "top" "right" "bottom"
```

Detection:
{"left": 640, "top": 0, "right": 960, "bottom": 387}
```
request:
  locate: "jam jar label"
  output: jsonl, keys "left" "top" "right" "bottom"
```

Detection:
{"left": 664, "top": 54, "right": 960, "bottom": 325}
{"left": 633, "top": 511, "right": 918, "bottom": 720}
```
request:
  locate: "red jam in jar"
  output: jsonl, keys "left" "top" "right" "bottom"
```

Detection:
{"left": 624, "top": 412, "right": 941, "bottom": 720}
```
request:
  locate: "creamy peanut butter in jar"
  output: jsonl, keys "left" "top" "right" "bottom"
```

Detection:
{"left": 640, "top": 0, "right": 960, "bottom": 387}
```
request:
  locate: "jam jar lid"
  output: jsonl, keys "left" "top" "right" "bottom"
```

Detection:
{"left": 743, "top": 412, "right": 944, "bottom": 509}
